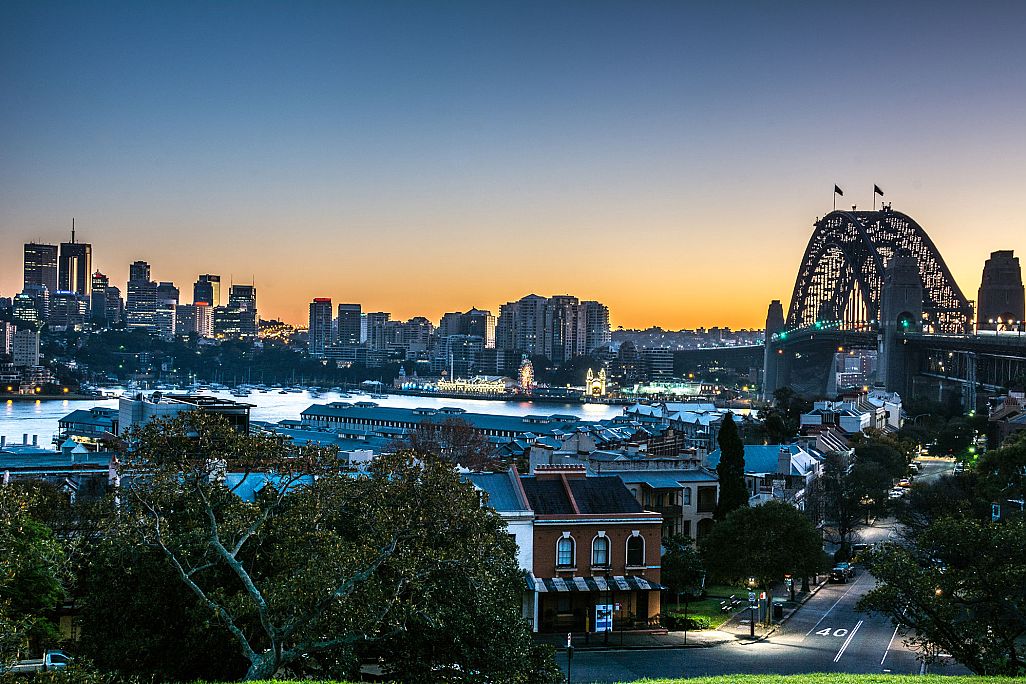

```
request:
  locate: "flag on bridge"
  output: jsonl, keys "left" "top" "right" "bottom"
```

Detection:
{"left": 834, "top": 185, "right": 844, "bottom": 196}
{"left": 874, "top": 184, "right": 884, "bottom": 196}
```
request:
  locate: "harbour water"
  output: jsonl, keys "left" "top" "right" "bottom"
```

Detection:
{"left": 1, "top": 389, "right": 629, "bottom": 448}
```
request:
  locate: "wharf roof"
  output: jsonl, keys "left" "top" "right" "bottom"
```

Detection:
{"left": 301, "top": 402, "right": 590, "bottom": 436}
{"left": 520, "top": 475, "right": 643, "bottom": 516}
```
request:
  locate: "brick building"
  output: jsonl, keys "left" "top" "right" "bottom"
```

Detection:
{"left": 521, "top": 465, "right": 665, "bottom": 633}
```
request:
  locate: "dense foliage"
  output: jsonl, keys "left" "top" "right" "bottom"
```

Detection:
{"left": 713, "top": 414, "right": 748, "bottom": 520}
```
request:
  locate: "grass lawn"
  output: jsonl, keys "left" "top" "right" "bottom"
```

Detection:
{"left": 663, "top": 597, "right": 734, "bottom": 629}
{"left": 631, "top": 677, "right": 1013, "bottom": 684}
{"left": 202, "top": 676, "right": 1014, "bottom": 684}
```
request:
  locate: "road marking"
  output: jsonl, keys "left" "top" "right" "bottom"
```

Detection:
{"left": 833, "top": 620, "right": 863, "bottom": 662}
{"left": 804, "top": 573, "right": 866, "bottom": 637}
{"left": 881, "top": 623, "right": 900, "bottom": 665}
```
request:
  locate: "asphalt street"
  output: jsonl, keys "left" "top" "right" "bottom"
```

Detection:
{"left": 556, "top": 460, "right": 968, "bottom": 683}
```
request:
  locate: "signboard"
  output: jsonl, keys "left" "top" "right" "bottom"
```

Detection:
{"left": 595, "top": 604, "right": 613, "bottom": 632}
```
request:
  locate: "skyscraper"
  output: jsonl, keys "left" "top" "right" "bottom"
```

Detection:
{"left": 309, "top": 298, "right": 333, "bottom": 357}
{"left": 581, "top": 300, "right": 611, "bottom": 352}
{"left": 90, "top": 271, "right": 109, "bottom": 325}
{"left": 336, "top": 304, "right": 362, "bottom": 346}
{"left": 58, "top": 224, "right": 92, "bottom": 298}
{"left": 193, "top": 274, "right": 221, "bottom": 307}
{"left": 23, "top": 243, "right": 58, "bottom": 293}
{"left": 126, "top": 260, "right": 158, "bottom": 333}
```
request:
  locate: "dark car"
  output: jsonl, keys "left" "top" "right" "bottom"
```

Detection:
{"left": 830, "top": 562, "right": 855, "bottom": 583}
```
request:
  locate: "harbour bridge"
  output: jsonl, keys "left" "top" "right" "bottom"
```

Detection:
{"left": 761, "top": 206, "right": 1026, "bottom": 407}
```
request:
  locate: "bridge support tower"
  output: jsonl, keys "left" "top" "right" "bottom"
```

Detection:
{"left": 879, "top": 250, "right": 923, "bottom": 397}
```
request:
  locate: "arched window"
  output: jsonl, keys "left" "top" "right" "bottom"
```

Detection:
{"left": 683, "top": 487, "right": 692, "bottom": 506}
{"left": 592, "top": 535, "right": 609, "bottom": 567}
{"left": 626, "top": 534, "right": 645, "bottom": 567}
{"left": 556, "top": 536, "right": 575, "bottom": 568}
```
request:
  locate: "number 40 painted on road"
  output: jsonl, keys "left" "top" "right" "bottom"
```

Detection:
{"left": 816, "top": 628, "right": 849, "bottom": 637}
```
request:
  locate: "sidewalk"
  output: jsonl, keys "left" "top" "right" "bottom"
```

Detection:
{"left": 714, "top": 574, "right": 831, "bottom": 643}
{"left": 536, "top": 629, "right": 735, "bottom": 651}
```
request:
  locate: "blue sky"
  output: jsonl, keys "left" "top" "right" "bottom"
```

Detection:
{"left": 3, "top": 1, "right": 1024, "bottom": 327}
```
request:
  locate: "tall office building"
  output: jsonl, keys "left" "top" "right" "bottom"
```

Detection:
{"left": 157, "top": 282, "right": 180, "bottom": 306}
{"left": 193, "top": 274, "right": 221, "bottom": 306}
{"left": 20, "top": 285, "right": 50, "bottom": 323}
{"left": 308, "top": 298, "right": 333, "bottom": 357}
{"left": 23, "top": 243, "right": 58, "bottom": 292}
{"left": 90, "top": 271, "right": 109, "bottom": 325}
{"left": 58, "top": 224, "right": 92, "bottom": 298}
{"left": 176, "top": 303, "right": 213, "bottom": 338}
{"left": 12, "top": 293, "right": 42, "bottom": 327}
{"left": 126, "top": 261, "right": 158, "bottom": 333}
{"left": 214, "top": 284, "right": 258, "bottom": 339}
{"left": 336, "top": 304, "right": 362, "bottom": 346}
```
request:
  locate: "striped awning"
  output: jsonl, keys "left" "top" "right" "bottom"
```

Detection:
{"left": 527, "top": 573, "right": 666, "bottom": 592}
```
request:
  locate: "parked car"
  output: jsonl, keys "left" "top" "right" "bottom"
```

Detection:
{"left": 830, "top": 562, "right": 856, "bottom": 583}
{"left": 3, "top": 650, "right": 73, "bottom": 674}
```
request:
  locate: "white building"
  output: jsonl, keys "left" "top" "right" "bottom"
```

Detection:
{"left": 12, "top": 328, "right": 40, "bottom": 367}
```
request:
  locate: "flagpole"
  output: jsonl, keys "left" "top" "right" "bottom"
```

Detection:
{"left": 873, "top": 186, "right": 876, "bottom": 211}
{"left": 833, "top": 188, "right": 836, "bottom": 212}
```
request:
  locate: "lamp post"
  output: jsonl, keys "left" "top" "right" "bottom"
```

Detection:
{"left": 747, "top": 577, "right": 757, "bottom": 638}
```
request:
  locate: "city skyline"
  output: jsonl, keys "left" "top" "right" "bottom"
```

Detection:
{"left": 3, "top": 2, "right": 1026, "bottom": 329}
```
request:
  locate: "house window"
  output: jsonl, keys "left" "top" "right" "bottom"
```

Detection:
{"left": 592, "top": 536, "right": 609, "bottom": 567}
{"left": 683, "top": 487, "right": 692, "bottom": 506}
{"left": 626, "top": 535, "right": 645, "bottom": 567}
{"left": 557, "top": 537, "right": 575, "bottom": 567}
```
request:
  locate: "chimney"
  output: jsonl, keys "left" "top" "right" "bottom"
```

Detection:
{"left": 0, "top": 436, "right": 5, "bottom": 448}
{"left": 777, "top": 446, "right": 792, "bottom": 475}
{"left": 32, "top": 435, "right": 38, "bottom": 447}
{"left": 23, "top": 433, "right": 28, "bottom": 445}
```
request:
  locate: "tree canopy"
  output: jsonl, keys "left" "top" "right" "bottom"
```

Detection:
{"left": 107, "top": 412, "right": 556, "bottom": 682}
{"left": 714, "top": 413, "right": 748, "bottom": 520}
{"left": 859, "top": 517, "right": 1026, "bottom": 676}
{"left": 700, "top": 501, "right": 826, "bottom": 590}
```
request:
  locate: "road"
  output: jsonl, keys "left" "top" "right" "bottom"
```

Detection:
{"left": 556, "top": 474, "right": 967, "bottom": 683}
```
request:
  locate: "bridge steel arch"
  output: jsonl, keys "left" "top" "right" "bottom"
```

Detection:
{"left": 785, "top": 208, "right": 973, "bottom": 334}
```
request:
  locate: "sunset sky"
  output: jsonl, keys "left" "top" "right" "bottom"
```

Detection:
{"left": 2, "top": 1, "right": 1025, "bottom": 330}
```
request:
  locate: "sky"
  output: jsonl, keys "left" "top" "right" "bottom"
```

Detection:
{"left": 2, "top": 1, "right": 1025, "bottom": 330}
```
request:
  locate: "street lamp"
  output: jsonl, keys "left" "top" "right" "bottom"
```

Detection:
{"left": 747, "top": 577, "right": 758, "bottom": 638}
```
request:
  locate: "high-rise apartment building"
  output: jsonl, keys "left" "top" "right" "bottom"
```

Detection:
{"left": 193, "top": 274, "right": 221, "bottom": 307}
{"left": 58, "top": 225, "right": 92, "bottom": 298}
{"left": 23, "top": 243, "right": 58, "bottom": 293}
{"left": 336, "top": 304, "right": 362, "bottom": 346}
{"left": 366, "top": 312, "right": 391, "bottom": 351}
{"left": 495, "top": 294, "right": 610, "bottom": 362}
{"left": 308, "top": 298, "right": 333, "bottom": 357}
{"left": 581, "top": 300, "right": 611, "bottom": 352}
{"left": 438, "top": 309, "right": 496, "bottom": 348}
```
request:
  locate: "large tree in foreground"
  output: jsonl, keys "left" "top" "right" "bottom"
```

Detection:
{"left": 114, "top": 412, "right": 554, "bottom": 682}
{"left": 859, "top": 516, "right": 1026, "bottom": 676}
{"left": 714, "top": 413, "right": 748, "bottom": 520}
{"left": 700, "top": 501, "right": 826, "bottom": 616}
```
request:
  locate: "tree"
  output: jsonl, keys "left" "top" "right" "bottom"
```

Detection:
{"left": 700, "top": 501, "right": 826, "bottom": 614}
{"left": 114, "top": 412, "right": 554, "bottom": 681}
{"left": 404, "top": 417, "right": 501, "bottom": 471}
{"left": 0, "top": 485, "right": 68, "bottom": 666}
{"left": 661, "top": 534, "right": 705, "bottom": 598}
{"left": 714, "top": 413, "right": 748, "bottom": 520}
{"left": 859, "top": 517, "right": 1026, "bottom": 676}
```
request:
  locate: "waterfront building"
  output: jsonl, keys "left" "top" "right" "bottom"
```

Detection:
{"left": 23, "top": 243, "right": 58, "bottom": 293}
{"left": 193, "top": 274, "right": 222, "bottom": 308}
{"left": 58, "top": 228, "right": 92, "bottom": 299}
{"left": 585, "top": 367, "right": 607, "bottom": 397}
{"left": 12, "top": 327, "right": 40, "bottom": 367}
{"left": 435, "top": 375, "right": 514, "bottom": 394}
{"left": 118, "top": 393, "right": 253, "bottom": 435}
{"left": 309, "top": 298, "right": 333, "bottom": 357}
{"left": 336, "top": 304, "right": 362, "bottom": 346}
{"left": 0, "top": 321, "right": 12, "bottom": 356}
